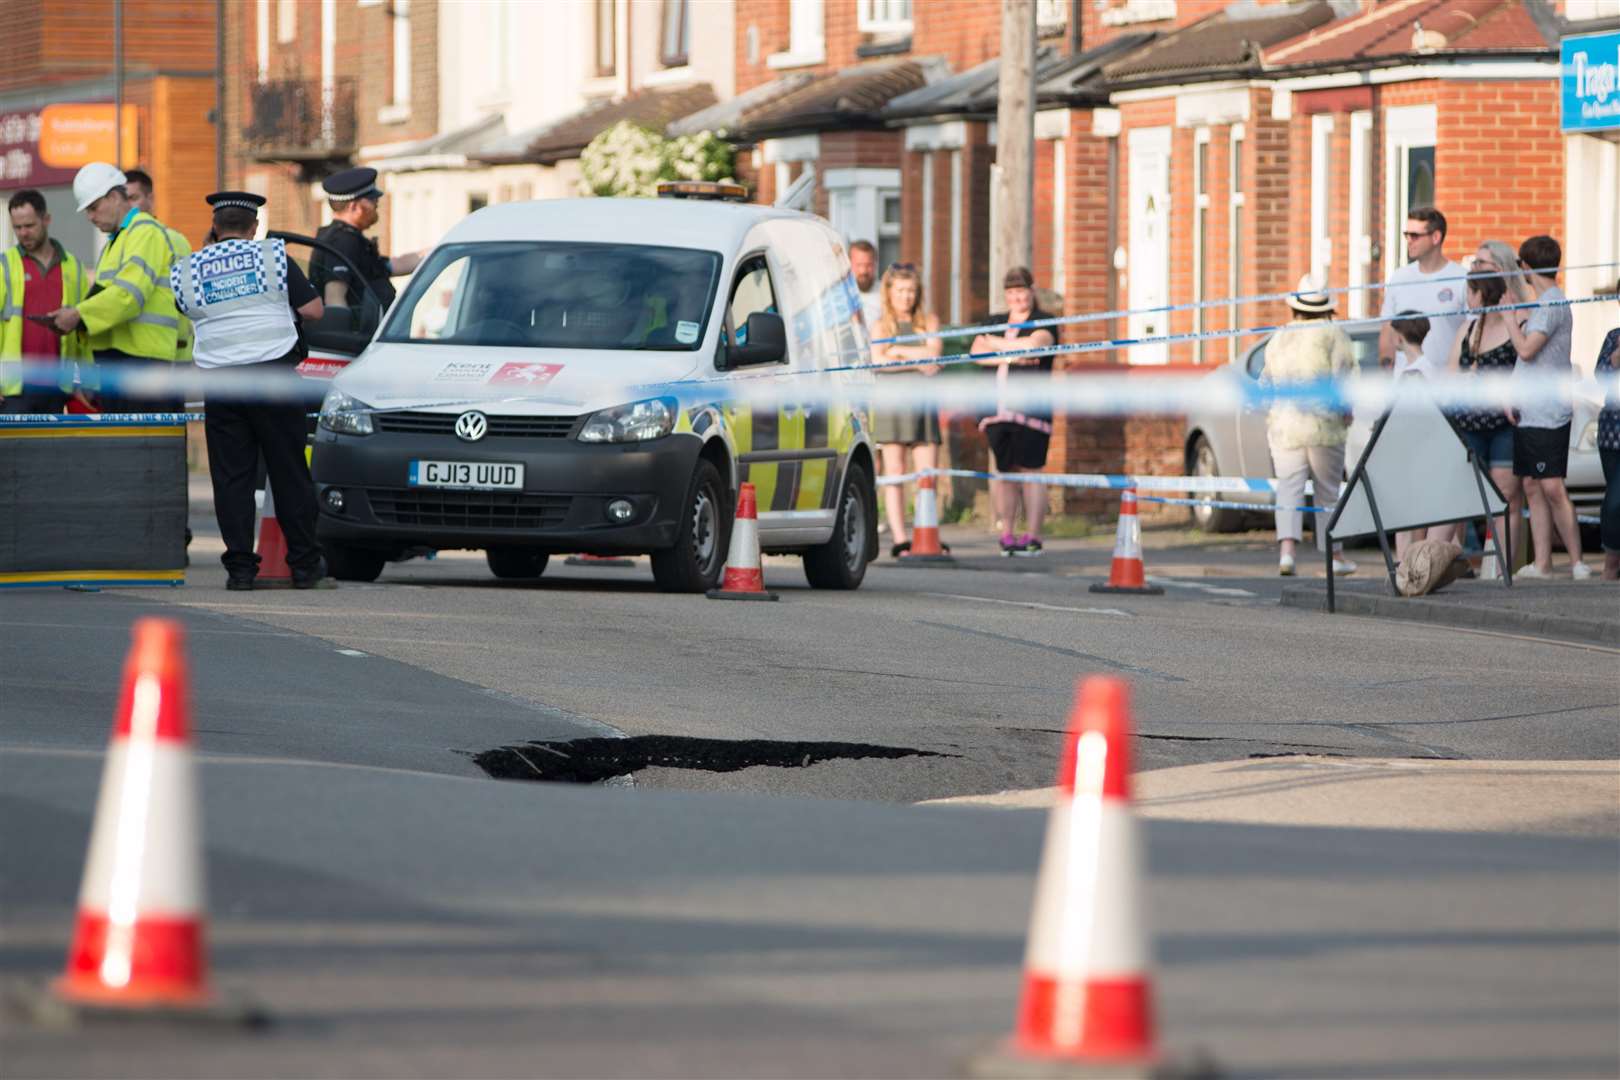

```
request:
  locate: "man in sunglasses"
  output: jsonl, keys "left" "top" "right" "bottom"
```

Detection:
{"left": 1378, "top": 206, "right": 1467, "bottom": 378}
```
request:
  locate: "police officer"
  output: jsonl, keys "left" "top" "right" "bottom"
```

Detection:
{"left": 308, "top": 167, "right": 424, "bottom": 318}
{"left": 173, "top": 191, "right": 325, "bottom": 591}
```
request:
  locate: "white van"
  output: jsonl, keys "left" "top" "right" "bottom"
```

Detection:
{"left": 310, "top": 187, "right": 880, "bottom": 593}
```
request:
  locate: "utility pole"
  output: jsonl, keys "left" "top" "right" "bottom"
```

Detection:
{"left": 995, "top": 0, "right": 1036, "bottom": 282}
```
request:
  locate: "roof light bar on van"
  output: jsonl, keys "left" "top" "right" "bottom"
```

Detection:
{"left": 656, "top": 180, "right": 748, "bottom": 202}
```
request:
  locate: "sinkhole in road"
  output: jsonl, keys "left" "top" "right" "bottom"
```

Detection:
{"left": 471, "top": 736, "right": 951, "bottom": 785}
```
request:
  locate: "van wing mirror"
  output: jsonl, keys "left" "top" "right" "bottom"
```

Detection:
{"left": 729, "top": 311, "right": 788, "bottom": 367}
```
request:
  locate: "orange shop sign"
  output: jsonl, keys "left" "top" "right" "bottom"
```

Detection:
{"left": 38, "top": 104, "right": 140, "bottom": 169}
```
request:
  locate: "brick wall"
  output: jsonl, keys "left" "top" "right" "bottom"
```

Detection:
{"left": 1434, "top": 79, "right": 1565, "bottom": 255}
{"left": 0, "top": 0, "right": 217, "bottom": 94}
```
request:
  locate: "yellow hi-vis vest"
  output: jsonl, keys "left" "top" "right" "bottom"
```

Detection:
{"left": 0, "top": 242, "right": 91, "bottom": 396}
{"left": 165, "top": 224, "right": 194, "bottom": 362}
{"left": 77, "top": 210, "right": 181, "bottom": 361}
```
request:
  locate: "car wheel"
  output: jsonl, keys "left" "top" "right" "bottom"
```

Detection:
{"left": 324, "top": 542, "right": 386, "bottom": 582}
{"left": 486, "top": 547, "right": 550, "bottom": 580}
{"left": 651, "top": 459, "right": 728, "bottom": 593}
{"left": 803, "top": 460, "right": 873, "bottom": 590}
{"left": 1190, "top": 436, "right": 1244, "bottom": 533}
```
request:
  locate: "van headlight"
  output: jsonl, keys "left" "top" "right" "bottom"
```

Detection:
{"left": 1576, "top": 420, "right": 1599, "bottom": 451}
{"left": 578, "top": 397, "right": 677, "bottom": 443}
{"left": 319, "top": 388, "right": 375, "bottom": 436}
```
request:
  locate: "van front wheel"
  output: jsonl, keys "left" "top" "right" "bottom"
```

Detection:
{"left": 652, "top": 460, "right": 728, "bottom": 593}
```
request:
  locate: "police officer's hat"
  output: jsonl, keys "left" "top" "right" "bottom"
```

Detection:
{"left": 205, "top": 191, "right": 267, "bottom": 212}
{"left": 322, "top": 167, "right": 384, "bottom": 203}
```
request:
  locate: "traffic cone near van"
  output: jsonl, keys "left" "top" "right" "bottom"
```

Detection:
{"left": 254, "top": 484, "right": 292, "bottom": 587}
{"left": 707, "top": 482, "right": 778, "bottom": 601}
{"left": 1090, "top": 488, "right": 1163, "bottom": 595}
{"left": 898, "top": 473, "right": 954, "bottom": 565}
{"left": 57, "top": 618, "right": 211, "bottom": 1009}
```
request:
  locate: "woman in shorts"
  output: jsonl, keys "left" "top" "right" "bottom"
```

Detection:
{"left": 971, "top": 267, "right": 1055, "bottom": 556}
{"left": 868, "top": 263, "right": 943, "bottom": 557}
{"left": 1445, "top": 271, "right": 1521, "bottom": 561}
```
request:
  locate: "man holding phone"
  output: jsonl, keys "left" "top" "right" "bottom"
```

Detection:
{"left": 1, "top": 189, "right": 90, "bottom": 413}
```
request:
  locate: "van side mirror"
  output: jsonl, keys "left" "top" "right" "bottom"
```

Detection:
{"left": 729, "top": 311, "right": 788, "bottom": 367}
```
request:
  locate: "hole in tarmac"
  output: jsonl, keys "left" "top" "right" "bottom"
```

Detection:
{"left": 471, "top": 735, "right": 951, "bottom": 785}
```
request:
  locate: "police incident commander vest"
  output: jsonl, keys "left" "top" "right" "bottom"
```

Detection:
{"left": 78, "top": 210, "right": 182, "bottom": 361}
{"left": 0, "top": 242, "right": 91, "bottom": 395}
{"left": 172, "top": 238, "right": 298, "bottom": 369}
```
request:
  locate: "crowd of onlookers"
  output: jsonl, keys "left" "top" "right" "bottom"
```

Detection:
{"left": 851, "top": 206, "right": 1620, "bottom": 581}
{"left": 1265, "top": 206, "right": 1617, "bottom": 582}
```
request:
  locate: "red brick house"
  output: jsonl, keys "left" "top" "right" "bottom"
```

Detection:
{"left": 1262, "top": 0, "right": 1564, "bottom": 325}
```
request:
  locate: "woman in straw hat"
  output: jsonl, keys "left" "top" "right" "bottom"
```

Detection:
{"left": 1263, "top": 275, "right": 1358, "bottom": 577}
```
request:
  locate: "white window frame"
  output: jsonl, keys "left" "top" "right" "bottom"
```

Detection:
{"left": 1383, "top": 104, "right": 1437, "bottom": 279}
{"left": 256, "top": 0, "right": 270, "bottom": 82}
{"left": 1035, "top": 0, "right": 1067, "bottom": 30}
{"left": 1193, "top": 127, "right": 1210, "bottom": 363}
{"left": 824, "top": 167, "right": 901, "bottom": 272}
{"left": 379, "top": 0, "right": 412, "bottom": 123}
{"left": 277, "top": 0, "right": 297, "bottom": 43}
{"left": 857, "top": 0, "right": 912, "bottom": 35}
{"left": 769, "top": 0, "right": 825, "bottom": 69}
{"left": 1347, "top": 110, "right": 1373, "bottom": 319}
{"left": 949, "top": 149, "right": 963, "bottom": 324}
{"left": 1051, "top": 137, "right": 1066, "bottom": 296}
{"left": 1228, "top": 122, "right": 1246, "bottom": 362}
{"left": 320, "top": 0, "right": 336, "bottom": 143}
{"left": 1309, "top": 113, "right": 1333, "bottom": 287}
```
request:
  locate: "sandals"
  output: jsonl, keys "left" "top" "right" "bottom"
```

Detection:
{"left": 891, "top": 541, "right": 912, "bottom": 558}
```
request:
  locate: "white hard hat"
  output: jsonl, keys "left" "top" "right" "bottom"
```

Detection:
{"left": 74, "top": 162, "right": 128, "bottom": 212}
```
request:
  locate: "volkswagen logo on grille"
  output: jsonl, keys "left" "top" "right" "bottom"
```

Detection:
{"left": 454, "top": 411, "right": 489, "bottom": 442}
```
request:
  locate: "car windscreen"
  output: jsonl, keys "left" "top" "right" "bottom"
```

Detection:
{"left": 378, "top": 241, "right": 722, "bottom": 351}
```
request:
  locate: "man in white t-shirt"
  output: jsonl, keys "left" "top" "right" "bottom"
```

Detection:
{"left": 850, "top": 239, "right": 882, "bottom": 330}
{"left": 1378, "top": 206, "right": 1467, "bottom": 377}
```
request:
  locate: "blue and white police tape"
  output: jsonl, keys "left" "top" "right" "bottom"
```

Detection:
{"left": 870, "top": 258, "right": 1620, "bottom": 345}
{"left": 875, "top": 466, "right": 1294, "bottom": 494}
{"left": 737, "top": 291, "right": 1620, "bottom": 382}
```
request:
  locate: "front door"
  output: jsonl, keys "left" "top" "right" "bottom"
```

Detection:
{"left": 1127, "top": 126, "right": 1172, "bottom": 365}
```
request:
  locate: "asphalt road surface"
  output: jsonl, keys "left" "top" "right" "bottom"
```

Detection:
{"left": 3, "top": 526, "right": 1617, "bottom": 1077}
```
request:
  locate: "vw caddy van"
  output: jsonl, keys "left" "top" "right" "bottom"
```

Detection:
{"left": 311, "top": 185, "right": 879, "bottom": 593}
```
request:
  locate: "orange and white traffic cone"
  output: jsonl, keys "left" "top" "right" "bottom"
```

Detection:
{"left": 57, "top": 618, "right": 210, "bottom": 1009}
{"left": 254, "top": 483, "right": 292, "bottom": 587}
{"left": 898, "top": 473, "right": 955, "bottom": 565}
{"left": 707, "top": 482, "right": 778, "bottom": 601}
{"left": 1090, "top": 488, "right": 1163, "bottom": 595}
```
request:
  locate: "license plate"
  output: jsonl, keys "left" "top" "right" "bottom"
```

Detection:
{"left": 408, "top": 461, "right": 525, "bottom": 490}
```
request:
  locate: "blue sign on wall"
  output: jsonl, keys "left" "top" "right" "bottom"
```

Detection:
{"left": 1562, "top": 30, "right": 1620, "bottom": 133}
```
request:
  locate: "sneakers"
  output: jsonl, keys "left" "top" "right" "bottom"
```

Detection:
{"left": 1332, "top": 557, "right": 1358, "bottom": 577}
{"left": 1278, "top": 554, "right": 1296, "bottom": 576}
{"left": 1571, "top": 562, "right": 1594, "bottom": 580}
{"left": 1516, "top": 563, "right": 1550, "bottom": 579}
{"left": 999, "top": 533, "right": 1020, "bottom": 556}
{"left": 1011, "top": 534, "right": 1043, "bottom": 557}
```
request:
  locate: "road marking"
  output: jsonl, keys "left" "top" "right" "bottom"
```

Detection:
{"left": 922, "top": 592, "right": 1130, "bottom": 617}
{"left": 335, "top": 649, "right": 368, "bottom": 657}
{"left": 1146, "top": 575, "right": 1258, "bottom": 598}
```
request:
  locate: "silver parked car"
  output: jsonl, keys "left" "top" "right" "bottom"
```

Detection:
{"left": 1182, "top": 322, "right": 1604, "bottom": 533}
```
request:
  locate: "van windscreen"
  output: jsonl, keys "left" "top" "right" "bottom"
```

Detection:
{"left": 380, "top": 241, "right": 723, "bottom": 351}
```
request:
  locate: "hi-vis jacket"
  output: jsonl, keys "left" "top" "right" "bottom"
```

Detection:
{"left": 173, "top": 238, "right": 298, "bottom": 368}
{"left": 0, "top": 241, "right": 91, "bottom": 395}
{"left": 77, "top": 209, "right": 182, "bottom": 361}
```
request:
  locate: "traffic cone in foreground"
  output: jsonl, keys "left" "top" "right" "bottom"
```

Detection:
{"left": 1090, "top": 488, "right": 1163, "bottom": 595}
{"left": 971, "top": 677, "right": 1208, "bottom": 1079}
{"left": 707, "top": 482, "right": 778, "bottom": 601}
{"left": 57, "top": 618, "right": 210, "bottom": 1009}
{"left": 897, "top": 474, "right": 955, "bottom": 565}
{"left": 254, "top": 483, "right": 292, "bottom": 587}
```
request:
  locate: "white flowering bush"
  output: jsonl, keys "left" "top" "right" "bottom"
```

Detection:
{"left": 579, "top": 121, "right": 738, "bottom": 198}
